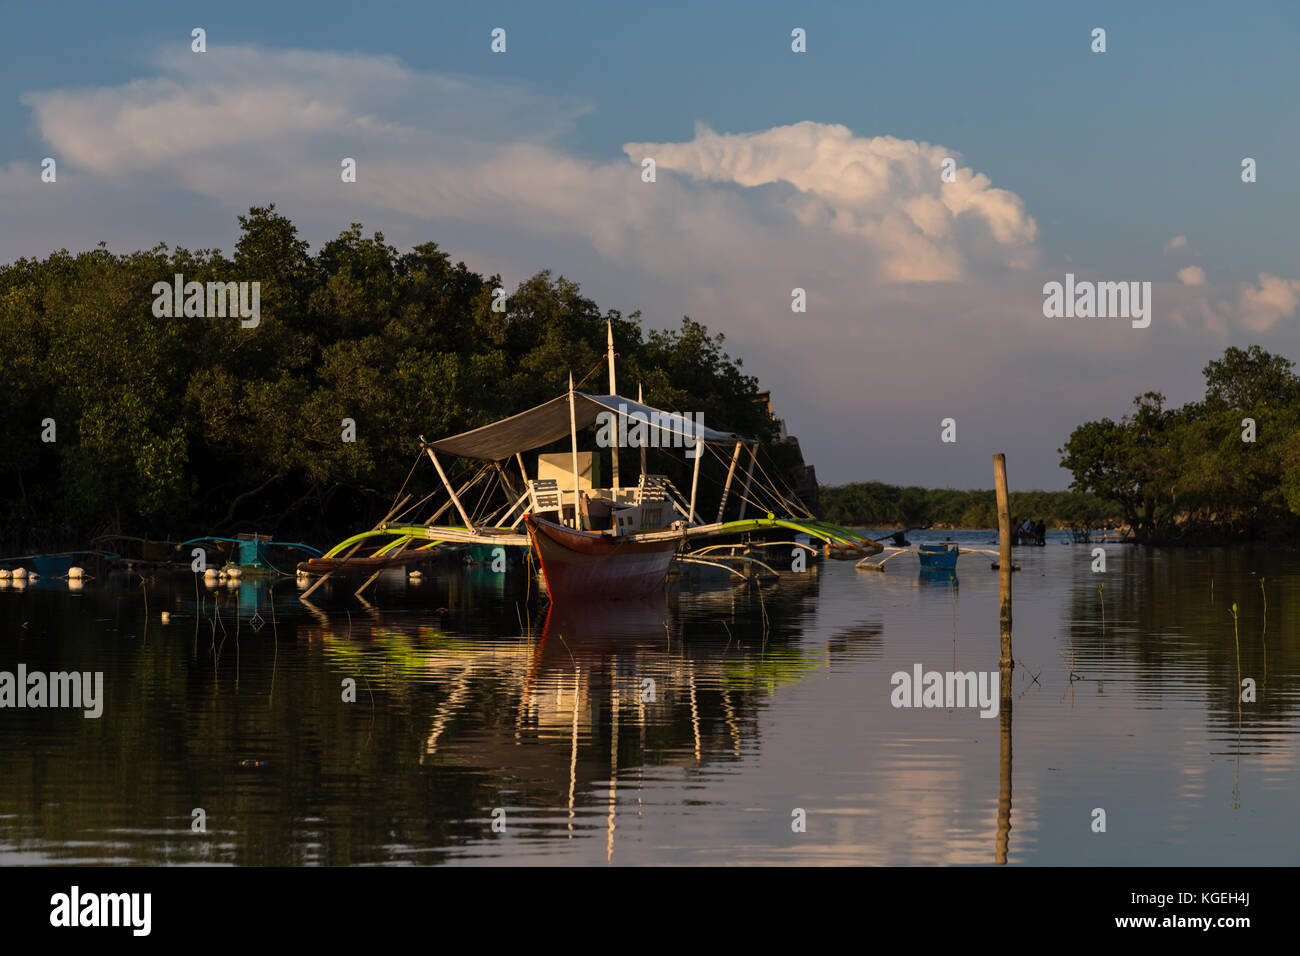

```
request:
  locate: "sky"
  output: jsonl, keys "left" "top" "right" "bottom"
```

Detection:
{"left": 2, "top": 1, "right": 1298, "bottom": 489}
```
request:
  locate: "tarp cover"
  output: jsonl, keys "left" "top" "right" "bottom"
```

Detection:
{"left": 426, "top": 393, "right": 752, "bottom": 461}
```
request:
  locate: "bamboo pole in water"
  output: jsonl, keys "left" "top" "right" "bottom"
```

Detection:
{"left": 993, "top": 453, "right": 1013, "bottom": 864}
{"left": 993, "top": 454, "right": 1013, "bottom": 667}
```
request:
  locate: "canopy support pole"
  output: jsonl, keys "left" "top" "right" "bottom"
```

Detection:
{"left": 716, "top": 441, "right": 743, "bottom": 523}
{"left": 426, "top": 447, "right": 474, "bottom": 529}
{"left": 494, "top": 460, "right": 520, "bottom": 501}
{"left": 737, "top": 444, "right": 758, "bottom": 519}
{"left": 637, "top": 384, "right": 647, "bottom": 485}
{"left": 688, "top": 443, "right": 704, "bottom": 526}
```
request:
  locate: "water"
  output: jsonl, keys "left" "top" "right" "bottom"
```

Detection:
{"left": 1, "top": 532, "right": 1296, "bottom": 865}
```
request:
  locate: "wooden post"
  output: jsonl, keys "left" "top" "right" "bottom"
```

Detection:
{"left": 993, "top": 452, "right": 1014, "bottom": 864}
{"left": 996, "top": 669, "right": 1013, "bottom": 864}
{"left": 568, "top": 373, "right": 582, "bottom": 530}
{"left": 994, "top": 453, "right": 1013, "bottom": 667}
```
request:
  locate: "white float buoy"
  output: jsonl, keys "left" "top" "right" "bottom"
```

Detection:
{"left": 67, "top": 579, "right": 83, "bottom": 592}
{"left": 408, "top": 570, "right": 423, "bottom": 581}
{"left": 226, "top": 566, "right": 243, "bottom": 579}
{"left": 68, "top": 566, "right": 84, "bottom": 579}
{"left": 27, "top": 572, "right": 38, "bottom": 581}
{"left": 12, "top": 568, "right": 27, "bottom": 579}
{"left": 0, "top": 569, "right": 9, "bottom": 579}
{"left": 203, "top": 567, "right": 218, "bottom": 579}
{"left": 160, "top": 611, "right": 171, "bottom": 624}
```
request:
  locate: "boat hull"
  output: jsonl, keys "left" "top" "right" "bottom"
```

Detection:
{"left": 524, "top": 515, "right": 679, "bottom": 602}
{"left": 916, "top": 544, "right": 959, "bottom": 570}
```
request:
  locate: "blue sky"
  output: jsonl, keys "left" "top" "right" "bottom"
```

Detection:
{"left": 3, "top": 1, "right": 1298, "bottom": 487}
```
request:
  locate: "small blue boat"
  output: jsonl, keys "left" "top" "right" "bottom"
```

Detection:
{"left": 916, "top": 543, "right": 959, "bottom": 570}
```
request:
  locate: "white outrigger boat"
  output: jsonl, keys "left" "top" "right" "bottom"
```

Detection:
{"left": 301, "top": 321, "right": 881, "bottom": 603}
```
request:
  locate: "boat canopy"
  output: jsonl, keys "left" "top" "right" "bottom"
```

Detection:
{"left": 425, "top": 392, "right": 755, "bottom": 461}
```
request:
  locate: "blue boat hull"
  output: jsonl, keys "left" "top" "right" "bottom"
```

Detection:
{"left": 916, "top": 545, "right": 958, "bottom": 570}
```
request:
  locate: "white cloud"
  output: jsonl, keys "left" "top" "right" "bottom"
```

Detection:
{"left": 5, "top": 45, "right": 1297, "bottom": 488}
{"left": 624, "top": 122, "right": 1038, "bottom": 281}
{"left": 1164, "top": 235, "right": 1188, "bottom": 253}
{"left": 1228, "top": 273, "right": 1300, "bottom": 333}
{"left": 1177, "top": 265, "right": 1205, "bottom": 286}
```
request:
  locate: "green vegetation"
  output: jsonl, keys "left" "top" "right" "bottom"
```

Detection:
{"left": 818, "top": 483, "right": 1121, "bottom": 530}
{"left": 0, "top": 206, "right": 783, "bottom": 548}
{"left": 1059, "top": 346, "right": 1300, "bottom": 543}
{"left": 825, "top": 345, "right": 1300, "bottom": 544}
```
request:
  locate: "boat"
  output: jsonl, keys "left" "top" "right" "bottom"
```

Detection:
{"left": 858, "top": 541, "right": 1003, "bottom": 573}
{"left": 305, "top": 319, "right": 881, "bottom": 604}
{"left": 916, "top": 543, "right": 959, "bottom": 570}
{"left": 524, "top": 514, "right": 679, "bottom": 599}
{"left": 179, "top": 533, "right": 323, "bottom": 575}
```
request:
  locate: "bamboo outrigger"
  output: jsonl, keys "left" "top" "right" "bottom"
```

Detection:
{"left": 303, "top": 320, "right": 881, "bottom": 603}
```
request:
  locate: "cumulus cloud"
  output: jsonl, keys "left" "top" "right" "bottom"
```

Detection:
{"left": 1177, "top": 265, "right": 1205, "bottom": 286}
{"left": 624, "top": 122, "right": 1038, "bottom": 281}
{"left": 1228, "top": 273, "right": 1300, "bottom": 332}
{"left": 20, "top": 50, "right": 1038, "bottom": 289}
{"left": 5, "top": 44, "right": 1295, "bottom": 487}
{"left": 1164, "top": 235, "right": 1188, "bottom": 253}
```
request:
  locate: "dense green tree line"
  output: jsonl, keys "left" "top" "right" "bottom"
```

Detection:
{"left": 1059, "top": 346, "right": 1300, "bottom": 543}
{"left": 0, "top": 206, "right": 782, "bottom": 548}
{"left": 824, "top": 345, "right": 1300, "bottom": 543}
{"left": 818, "top": 483, "right": 1121, "bottom": 530}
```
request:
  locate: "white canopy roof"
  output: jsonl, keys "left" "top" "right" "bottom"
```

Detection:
{"left": 425, "top": 392, "right": 753, "bottom": 461}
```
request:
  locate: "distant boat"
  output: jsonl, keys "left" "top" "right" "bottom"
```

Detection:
{"left": 916, "top": 543, "right": 959, "bottom": 570}
{"left": 179, "top": 534, "right": 322, "bottom": 574}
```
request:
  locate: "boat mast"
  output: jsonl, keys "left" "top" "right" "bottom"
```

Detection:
{"left": 568, "top": 372, "right": 582, "bottom": 530}
{"left": 607, "top": 317, "right": 619, "bottom": 494}
{"left": 637, "top": 383, "right": 647, "bottom": 484}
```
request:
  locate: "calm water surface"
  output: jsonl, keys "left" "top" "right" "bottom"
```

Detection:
{"left": 1, "top": 531, "right": 1297, "bottom": 865}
